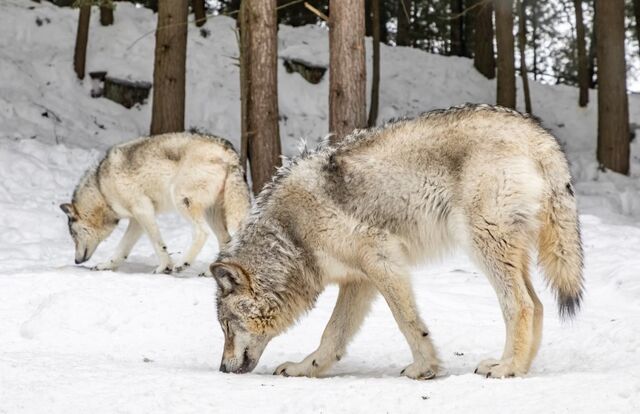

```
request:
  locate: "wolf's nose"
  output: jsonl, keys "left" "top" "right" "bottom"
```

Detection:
{"left": 220, "top": 363, "right": 229, "bottom": 373}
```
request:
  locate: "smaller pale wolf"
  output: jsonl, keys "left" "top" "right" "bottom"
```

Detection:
{"left": 61, "top": 133, "right": 250, "bottom": 274}
{"left": 210, "top": 104, "right": 584, "bottom": 379}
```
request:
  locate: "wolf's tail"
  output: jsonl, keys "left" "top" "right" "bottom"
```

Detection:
{"left": 222, "top": 165, "right": 251, "bottom": 235}
{"left": 537, "top": 152, "right": 584, "bottom": 319}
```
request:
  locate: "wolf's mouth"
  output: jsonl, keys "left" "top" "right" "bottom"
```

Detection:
{"left": 221, "top": 347, "right": 256, "bottom": 374}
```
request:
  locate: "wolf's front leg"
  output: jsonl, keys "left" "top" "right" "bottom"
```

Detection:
{"left": 274, "top": 281, "right": 377, "bottom": 377}
{"left": 93, "top": 219, "right": 142, "bottom": 271}
{"left": 364, "top": 261, "right": 440, "bottom": 380}
{"left": 132, "top": 204, "right": 173, "bottom": 274}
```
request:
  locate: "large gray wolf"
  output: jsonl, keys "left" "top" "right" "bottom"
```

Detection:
{"left": 61, "top": 133, "right": 251, "bottom": 274}
{"left": 210, "top": 104, "right": 583, "bottom": 379}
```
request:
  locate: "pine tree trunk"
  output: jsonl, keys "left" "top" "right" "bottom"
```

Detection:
{"left": 193, "top": 0, "right": 206, "bottom": 27}
{"left": 588, "top": 19, "right": 597, "bottom": 88}
{"left": 450, "top": 0, "right": 464, "bottom": 56}
{"left": 494, "top": 0, "right": 516, "bottom": 108}
{"left": 463, "top": 0, "right": 475, "bottom": 58}
{"left": 517, "top": 0, "right": 531, "bottom": 114}
{"left": 473, "top": 0, "right": 495, "bottom": 79}
{"left": 150, "top": 0, "right": 188, "bottom": 135}
{"left": 73, "top": 5, "right": 91, "bottom": 80}
{"left": 329, "top": 0, "right": 366, "bottom": 143}
{"left": 100, "top": 5, "right": 114, "bottom": 26}
{"left": 574, "top": 0, "right": 589, "bottom": 107}
{"left": 396, "top": 0, "right": 411, "bottom": 46}
{"left": 634, "top": 0, "right": 640, "bottom": 57}
{"left": 595, "top": 0, "right": 629, "bottom": 174}
{"left": 240, "top": 0, "right": 282, "bottom": 194}
{"left": 368, "top": 0, "right": 380, "bottom": 127}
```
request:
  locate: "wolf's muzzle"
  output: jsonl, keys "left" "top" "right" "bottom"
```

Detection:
{"left": 75, "top": 248, "right": 88, "bottom": 264}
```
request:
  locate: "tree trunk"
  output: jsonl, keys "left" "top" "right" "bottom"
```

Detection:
{"left": 100, "top": 4, "right": 114, "bottom": 26}
{"left": 531, "top": 0, "right": 538, "bottom": 80}
{"left": 574, "top": 0, "right": 589, "bottom": 107}
{"left": 368, "top": 0, "right": 380, "bottom": 127}
{"left": 240, "top": 0, "right": 282, "bottom": 194}
{"left": 73, "top": 5, "right": 91, "bottom": 80}
{"left": 494, "top": 0, "right": 516, "bottom": 108}
{"left": 396, "top": 0, "right": 411, "bottom": 46}
{"left": 450, "top": 0, "right": 464, "bottom": 56}
{"left": 150, "top": 0, "right": 188, "bottom": 135}
{"left": 588, "top": 17, "right": 597, "bottom": 88}
{"left": 595, "top": 0, "right": 629, "bottom": 174}
{"left": 193, "top": 0, "right": 206, "bottom": 27}
{"left": 473, "top": 0, "right": 495, "bottom": 79}
{"left": 329, "top": 0, "right": 367, "bottom": 142}
{"left": 463, "top": 0, "right": 475, "bottom": 58}
{"left": 517, "top": 0, "right": 531, "bottom": 114}
{"left": 634, "top": 0, "right": 640, "bottom": 57}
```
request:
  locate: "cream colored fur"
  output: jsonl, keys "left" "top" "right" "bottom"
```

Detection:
{"left": 61, "top": 133, "right": 251, "bottom": 274}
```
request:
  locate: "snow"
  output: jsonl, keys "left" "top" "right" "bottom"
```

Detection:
{"left": 1, "top": 1, "right": 640, "bottom": 413}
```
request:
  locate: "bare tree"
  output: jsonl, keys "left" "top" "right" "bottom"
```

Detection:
{"left": 494, "top": 0, "right": 516, "bottom": 108}
{"left": 150, "top": 0, "right": 188, "bottom": 135}
{"left": 396, "top": 0, "right": 411, "bottom": 46}
{"left": 595, "top": 0, "right": 629, "bottom": 174}
{"left": 368, "top": 0, "right": 381, "bottom": 127}
{"left": 517, "top": 0, "right": 531, "bottom": 113}
{"left": 239, "top": 0, "right": 282, "bottom": 193}
{"left": 73, "top": 4, "right": 91, "bottom": 80}
{"left": 329, "top": 0, "right": 367, "bottom": 142}
{"left": 574, "top": 0, "right": 588, "bottom": 107}
{"left": 473, "top": 0, "right": 495, "bottom": 79}
{"left": 193, "top": 0, "right": 207, "bottom": 27}
{"left": 634, "top": 0, "right": 640, "bottom": 57}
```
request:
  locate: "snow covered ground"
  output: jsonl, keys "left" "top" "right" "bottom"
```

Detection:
{"left": 1, "top": 1, "right": 640, "bottom": 413}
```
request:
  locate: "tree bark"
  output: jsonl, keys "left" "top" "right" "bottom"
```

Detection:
{"left": 517, "top": 0, "right": 531, "bottom": 114}
{"left": 634, "top": 0, "right": 640, "bottom": 57}
{"left": 396, "top": 0, "right": 411, "bottom": 46}
{"left": 73, "top": 5, "right": 91, "bottom": 80}
{"left": 100, "top": 4, "right": 114, "bottom": 26}
{"left": 595, "top": 0, "right": 629, "bottom": 174}
{"left": 193, "top": 0, "right": 206, "bottom": 27}
{"left": 494, "top": 0, "right": 516, "bottom": 108}
{"left": 473, "top": 0, "right": 495, "bottom": 79}
{"left": 588, "top": 16, "right": 597, "bottom": 88}
{"left": 150, "top": 0, "right": 188, "bottom": 135}
{"left": 329, "top": 0, "right": 367, "bottom": 143}
{"left": 368, "top": 0, "right": 380, "bottom": 127}
{"left": 450, "top": 0, "right": 464, "bottom": 56}
{"left": 574, "top": 0, "right": 588, "bottom": 107}
{"left": 240, "top": 0, "right": 282, "bottom": 194}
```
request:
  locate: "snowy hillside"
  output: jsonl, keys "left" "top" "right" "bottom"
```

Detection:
{"left": 1, "top": 1, "right": 639, "bottom": 413}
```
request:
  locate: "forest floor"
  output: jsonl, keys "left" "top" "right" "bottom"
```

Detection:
{"left": 1, "top": 1, "right": 640, "bottom": 413}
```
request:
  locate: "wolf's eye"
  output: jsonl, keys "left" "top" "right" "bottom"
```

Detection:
{"left": 222, "top": 319, "right": 231, "bottom": 335}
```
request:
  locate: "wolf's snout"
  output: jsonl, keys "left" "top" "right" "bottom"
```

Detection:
{"left": 75, "top": 248, "right": 88, "bottom": 264}
{"left": 219, "top": 362, "right": 229, "bottom": 373}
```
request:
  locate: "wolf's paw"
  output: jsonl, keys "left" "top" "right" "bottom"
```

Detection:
{"left": 274, "top": 358, "right": 324, "bottom": 378}
{"left": 474, "top": 358, "right": 521, "bottom": 378}
{"left": 173, "top": 262, "right": 190, "bottom": 273}
{"left": 153, "top": 264, "right": 173, "bottom": 274}
{"left": 92, "top": 261, "right": 118, "bottom": 271}
{"left": 400, "top": 361, "right": 438, "bottom": 380}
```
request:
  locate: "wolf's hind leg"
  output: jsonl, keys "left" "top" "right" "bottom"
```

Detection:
{"left": 93, "top": 219, "right": 142, "bottom": 271}
{"left": 174, "top": 214, "right": 209, "bottom": 273}
{"left": 274, "top": 280, "right": 377, "bottom": 377}
{"left": 471, "top": 228, "right": 536, "bottom": 378}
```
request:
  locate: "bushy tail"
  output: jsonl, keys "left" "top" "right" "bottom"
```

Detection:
{"left": 538, "top": 179, "right": 584, "bottom": 319}
{"left": 222, "top": 165, "right": 251, "bottom": 235}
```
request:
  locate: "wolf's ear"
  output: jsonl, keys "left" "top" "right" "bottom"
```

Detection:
{"left": 210, "top": 262, "right": 248, "bottom": 296}
{"left": 60, "top": 203, "right": 77, "bottom": 219}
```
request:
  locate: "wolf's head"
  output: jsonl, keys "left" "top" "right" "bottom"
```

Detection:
{"left": 60, "top": 178, "right": 119, "bottom": 264}
{"left": 210, "top": 262, "right": 279, "bottom": 374}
